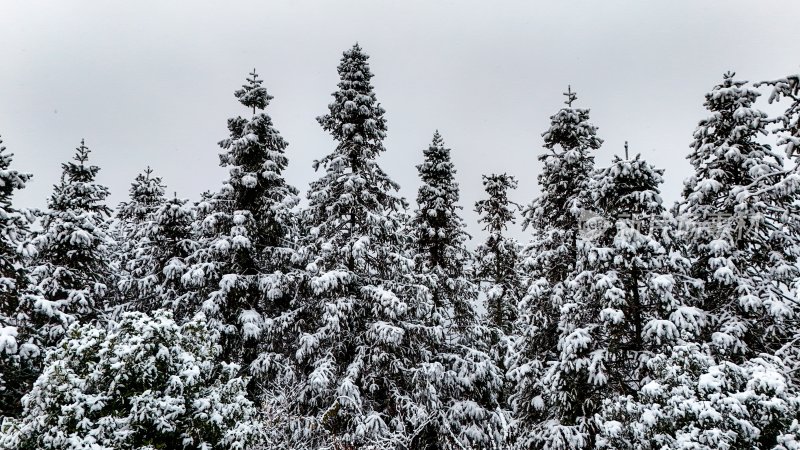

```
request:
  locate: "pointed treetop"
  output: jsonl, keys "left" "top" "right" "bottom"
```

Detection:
{"left": 564, "top": 85, "right": 577, "bottom": 107}
{"left": 624, "top": 141, "right": 629, "bottom": 160}
{"left": 234, "top": 68, "right": 272, "bottom": 112}
{"left": 75, "top": 139, "right": 91, "bottom": 165}
{"left": 432, "top": 129, "right": 444, "bottom": 146}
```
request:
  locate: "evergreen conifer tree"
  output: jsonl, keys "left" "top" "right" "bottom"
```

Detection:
{"left": 409, "top": 133, "right": 506, "bottom": 448}
{"left": 291, "top": 44, "right": 495, "bottom": 449}
{"left": 474, "top": 173, "right": 523, "bottom": 336}
{"left": 112, "top": 167, "right": 167, "bottom": 314}
{"left": 181, "top": 70, "right": 300, "bottom": 375}
{"left": 534, "top": 145, "right": 703, "bottom": 448}
{"left": 759, "top": 71, "right": 800, "bottom": 386}
{"left": 473, "top": 173, "right": 523, "bottom": 416}
{"left": 2, "top": 310, "right": 264, "bottom": 449}
{"left": 0, "top": 136, "right": 40, "bottom": 417}
{"left": 674, "top": 72, "right": 800, "bottom": 360}
{"left": 25, "top": 139, "right": 112, "bottom": 349}
{"left": 412, "top": 131, "right": 475, "bottom": 330}
{"left": 509, "top": 87, "right": 603, "bottom": 448}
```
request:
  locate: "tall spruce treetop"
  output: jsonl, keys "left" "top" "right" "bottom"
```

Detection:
{"left": 412, "top": 131, "right": 474, "bottom": 328}
{"left": 309, "top": 43, "right": 403, "bottom": 264}
{"left": 675, "top": 72, "right": 800, "bottom": 359}
{"left": 28, "top": 140, "right": 112, "bottom": 349}
{"left": 182, "top": 69, "right": 300, "bottom": 372}
{"left": 48, "top": 140, "right": 111, "bottom": 215}
{"left": 0, "top": 135, "right": 39, "bottom": 416}
{"left": 218, "top": 68, "right": 299, "bottom": 251}
{"left": 295, "top": 44, "right": 465, "bottom": 448}
{"left": 116, "top": 167, "right": 166, "bottom": 223}
{"left": 510, "top": 87, "right": 603, "bottom": 447}
{"left": 522, "top": 86, "right": 603, "bottom": 275}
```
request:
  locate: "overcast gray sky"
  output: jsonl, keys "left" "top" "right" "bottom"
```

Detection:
{"left": 2, "top": 0, "right": 799, "bottom": 242}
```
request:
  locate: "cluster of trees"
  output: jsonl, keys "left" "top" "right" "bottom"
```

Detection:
{"left": 1, "top": 44, "right": 800, "bottom": 449}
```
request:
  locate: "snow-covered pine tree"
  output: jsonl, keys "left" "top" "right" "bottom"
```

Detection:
{"left": 473, "top": 173, "right": 523, "bottom": 413}
{"left": 537, "top": 145, "right": 705, "bottom": 448}
{"left": 0, "top": 310, "right": 264, "bottom": 449}
{"left": 293, "top": 44, "right": 468, "bottom": 448}
{"left": 409, "top": 132, "right": 506, "bottom": 449}
{"left": 412, "top": 131, "right": 475, "bottom": 330}
{"left": 181, "top": 70, "right": 300, "bottom": 376}
{"left": 474, "top": 173, "right": 523, "bottom": 336}
{"left": 509, "top": 87, "right": 603, "bottom": 448}
{"left": 25, "top": 139, "right": 112, "bottom": 350}
{"left": 0, "top": 135, "right": 40, "bottom": 417}
{"left": 112, "top": 167, "right": 166, "bottom": 314}
{"left": 674, "top": 72, "right": 800, "bottom": 360}
{"left": 119, "top": 193, "right": 197, "bottom": 318}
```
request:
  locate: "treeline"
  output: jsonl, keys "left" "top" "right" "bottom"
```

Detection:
{"left": 1, "top": 44, "right": 800, "bottom": 449}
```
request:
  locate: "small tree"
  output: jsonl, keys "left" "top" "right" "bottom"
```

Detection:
{"left": 473, "top": 173, "right": 523, "bottom": 416}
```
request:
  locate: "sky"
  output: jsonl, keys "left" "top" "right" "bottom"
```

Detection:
{"left": 2, "top": 0, "right": 799, "bottom": 243}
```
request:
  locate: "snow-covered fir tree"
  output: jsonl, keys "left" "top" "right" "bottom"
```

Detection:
{"left": 0, "top": 136, "right": 39, "bottom": 417}
{"left": 410, "top": 132, "right": 506, "bottom": 448}
{"left": 674, "top": 72, "right": 800, "bottom": 360}
{"left": 112, "top": 167, "right": 167, "bottom": 314}
{"left": 24, "top": 139, "right": 112, "bottom": 350}
{"left": 412, "top": 131, "right": 475, "bottom": 330}
{"left": 474, "top": 173, "right": 523, "bottom": 336}
{"left": 295, "top": 43, "right": 421, "bottom": 447}
{"left": 473, "top": 173, "right": 523, "bottom": 415}
{"left": 120, "top": 193, "right": 197, "bottom": 318}
{"left": 181, "top": 69, "right": 300, "bottom": 376}
{"left": 533, "top": 146, "right": 704, "bottom": 448}
{"left": 759, "top": 70, "right": 800, "bottom": 389}
{"left": 0, "top": 310, "right": 264, "bottom": 449}
{"left": 509, "top": 87, "right": 603, "bottom": 448}
{"left": 291, "top": 45, "right": 501, "bottom": 449}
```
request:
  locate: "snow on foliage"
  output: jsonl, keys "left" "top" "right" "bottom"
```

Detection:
{"left": 0, "top": 310, "right": 263, "bottom": 450}
{"left": 3, "top": 51, "right": 800, "bottom": 450}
